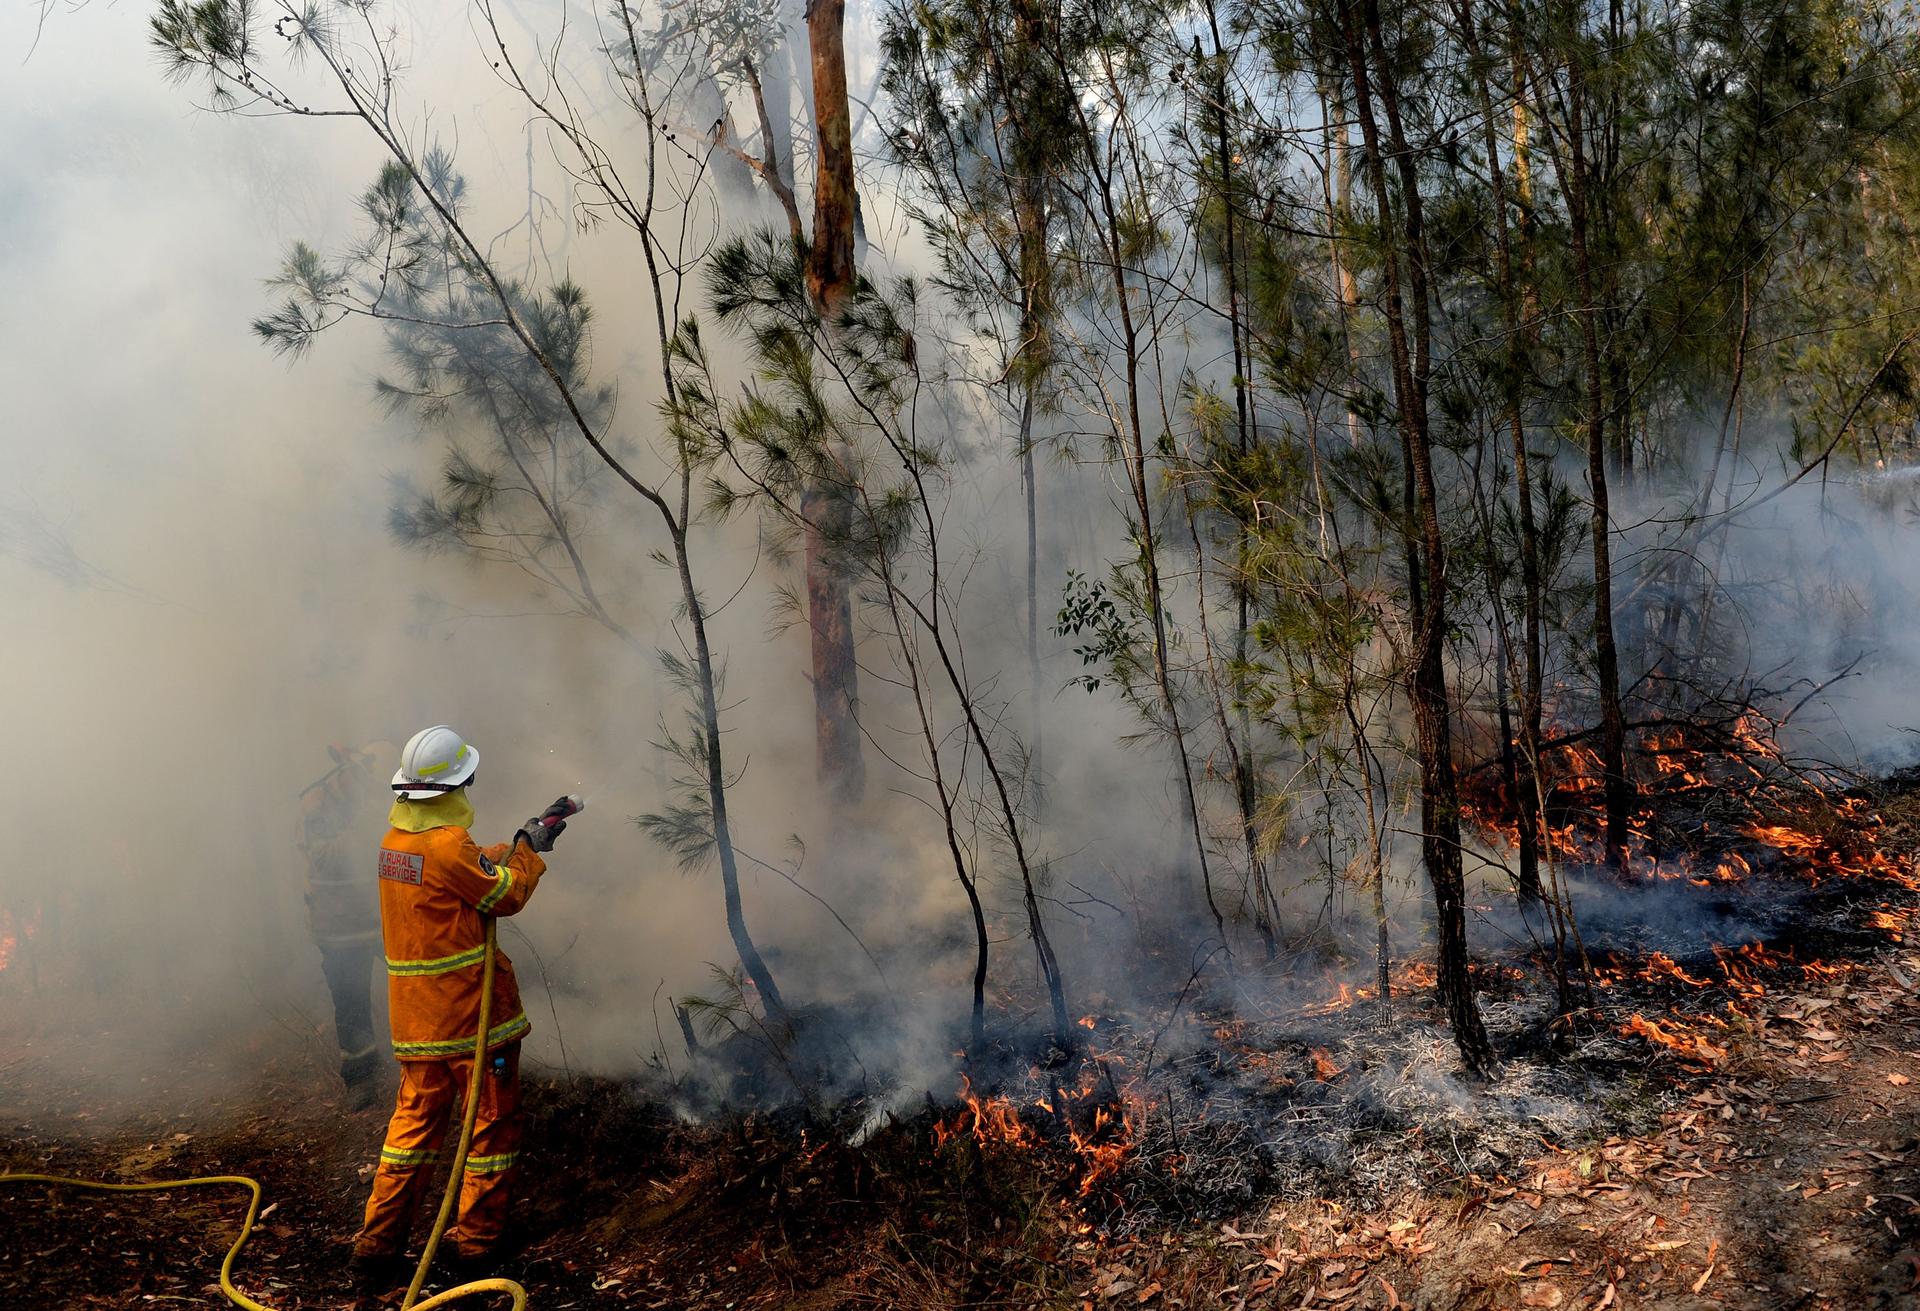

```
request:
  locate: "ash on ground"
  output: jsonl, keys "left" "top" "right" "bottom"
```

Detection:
{"left": 1025, "top": 983, "right": 1649, "bottom": 1234}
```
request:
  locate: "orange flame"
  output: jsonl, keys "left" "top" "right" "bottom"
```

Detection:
{"left": 1620, "top": 1013, "right": 1728, "bottom": 1066}
{"left": 934, "top": 1065, "right": 1145, "bottom": 1196}
{"left": 0, "top": 904, "right": 32, "bottom": 975}
{"left": 933, "top": 1076, "right": 1034, "bottom": 1151}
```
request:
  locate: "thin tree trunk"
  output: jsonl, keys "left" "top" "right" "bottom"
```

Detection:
{"left": 1325, "top": 86, "right": 1365, "bottom": 450}
{"left": 1458, "top": 0, "right": 1543, "bottom": 901}
{"left": 1344, "top": 692, "right": 1391, "bottom": 1013}
{"left": 680, "top": 541, "right": 791, "bottom": 1025}
{"left": 1178, "top": 470, "right": 1278, "bottom": 957}
{"left": 1341, "top": 0, "right": 1495, "bottom": 1074}
{"left": 743, "top": 58, "right": 806, "bottom": 243}
{"left": 1205, "top": 0, "right": 1275, "bottom": 953}
{"left": 1068, "top": 51, "right": 1228, "bottom": 950}
{"left": 1560, "top": 49, "right": 1632, "bottom": 872}
{"left": 762, "top": 17, "right": 800, "bottom": 196}
{"left": 1020, "top": 382, "right": 1043, "bottom": 814}
{"left": 875, "top": 554, "right": 991, "bottom": 1057}
{"left": 803, "top": 0, "right": 865, "bottom": 808}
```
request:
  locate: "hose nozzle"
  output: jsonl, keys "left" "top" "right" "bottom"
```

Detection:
{"left": 537, "top": 794, "right": 585, "bottom": 827}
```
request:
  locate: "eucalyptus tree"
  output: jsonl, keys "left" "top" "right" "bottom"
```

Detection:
{"left": 791, "top": 0, "right": 870, "bottom": 814}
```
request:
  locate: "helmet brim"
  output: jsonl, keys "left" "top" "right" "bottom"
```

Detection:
{"left": 391, "top": 743, "right": 480, "bottom": 799}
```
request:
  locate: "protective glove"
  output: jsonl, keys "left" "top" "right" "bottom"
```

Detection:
{"left": 517, "top": 816, "right": 565, "bottom": 854}
{"left": 537, "top": 796, "right": 580, "bottom": 824}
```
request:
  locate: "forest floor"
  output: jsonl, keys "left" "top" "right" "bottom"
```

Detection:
{"left": 9, "top": 791, "right": 1920, "bottom": 1308}
{"left": 9, "top": 935, "right": 1920, "bottom": 1310}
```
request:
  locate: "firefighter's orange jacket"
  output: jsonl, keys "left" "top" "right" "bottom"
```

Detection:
{"left": 377, "top": 793, "right": 546, "bottom": 1061}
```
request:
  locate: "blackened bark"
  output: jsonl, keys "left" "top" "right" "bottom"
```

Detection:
{"left": 1561, "top": 51, "right": 1632, "bottom": 872}
{"left": 1341, "top": 0, "right": 1495, "bottom": 1074}
{"left": 1458, "top": 0, "right": 1543, "bottom": 901}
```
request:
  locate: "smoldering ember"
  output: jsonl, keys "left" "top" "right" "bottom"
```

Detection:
{"left": 18, "top": 3, "right": 1920, "bottom": 1311}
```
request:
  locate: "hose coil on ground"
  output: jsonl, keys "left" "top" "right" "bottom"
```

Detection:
{"left": 0, "top": 919, "right": 525, "bottom": 1310}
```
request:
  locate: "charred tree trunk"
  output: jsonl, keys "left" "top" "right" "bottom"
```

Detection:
{"left": 1560, "top": 50, "right": 1632, "bottom": 872}
{"left": 1341, "top": 0, "right": 1495, "bottom": 1074}
{"left": 1459, "top": 0, "right": 1543, "bottom": 901}
{"left": 803, "top": 0, "right": 865, "bottom": 808}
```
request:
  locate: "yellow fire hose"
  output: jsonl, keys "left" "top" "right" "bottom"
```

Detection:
{"left": 1, "top": 918, "right": 526, "bottom": 1310}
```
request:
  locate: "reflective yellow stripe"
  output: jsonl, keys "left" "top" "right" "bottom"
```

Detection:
{"left": 385, "top": 943, "right": 487, "bottom": 977}
{"left": 391, "top": 1012, "right": 530, "bottom": 1059}
{"left": 474, "top": 864, "right": 514, "bottom": 914}
{"left": 462, "top": 1151, "right": 519, "bottom": 1174}
{"left": 415, "top": 744, "right": 469, "bottom": 777}
{"left": 379, "top": 1145, "right": 443, "bottom": 1167}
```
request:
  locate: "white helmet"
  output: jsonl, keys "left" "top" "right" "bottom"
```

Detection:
{"left": 392, "top": 724, "right": 480, "bottom": 799}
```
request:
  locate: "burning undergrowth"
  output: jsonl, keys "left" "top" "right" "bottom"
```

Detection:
{"left": 9, "top": 730, "right": 1920, "bottom": 1310}
{"left": 623, "top": 716, "right": 1920, "bottom": 1238}
{"left": 922, "top": 896, "right": 1913, "bottom": 1235}
{"left": 503, "top": 706, "right": 1920, "bottom": 1259}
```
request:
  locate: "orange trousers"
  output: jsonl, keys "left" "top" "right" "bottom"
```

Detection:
{"left": 354, "top": 1042, "right": 522, "bottom": 1259}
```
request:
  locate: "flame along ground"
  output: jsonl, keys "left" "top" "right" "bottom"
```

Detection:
{"left": 933, "top": 1066, "right": 1145, "bottom": 1198}
{"left": 4, "top": 708, "right": 1915, "bottom": 1214}
{"left": 924, "top": 711, "right": 1920, "bottom": 1205}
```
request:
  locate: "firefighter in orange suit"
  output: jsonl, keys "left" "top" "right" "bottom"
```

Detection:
{"left": 350, "top": 724, "right": 567, "bottom": 1284}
